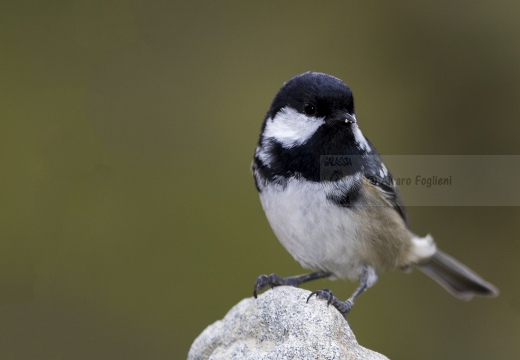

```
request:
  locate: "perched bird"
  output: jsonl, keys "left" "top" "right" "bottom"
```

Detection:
{"left": 252, "top": 72, "right": 498, "bottom": 315}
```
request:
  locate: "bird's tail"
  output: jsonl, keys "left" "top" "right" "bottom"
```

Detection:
{"left": 418, "top": 249, "right": 499, "bottom": 300}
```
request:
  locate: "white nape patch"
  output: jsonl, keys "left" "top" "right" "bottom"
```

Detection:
{"left": 409, "top": 234, "right": 437, "bottom": 263}
{"left": 263, "top": 107, "right": 325, "bottom": 148}
{"left": 352, "top": 124, "right": 370, "bottom": 151}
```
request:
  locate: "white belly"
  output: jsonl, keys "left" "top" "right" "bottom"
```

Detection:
{"left": 259, "top": 179, "right": 365, "bottom": 280}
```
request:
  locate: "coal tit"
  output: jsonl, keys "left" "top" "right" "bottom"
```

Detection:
{"left": 252, "top": 72, "right": 498, "bottom": 315}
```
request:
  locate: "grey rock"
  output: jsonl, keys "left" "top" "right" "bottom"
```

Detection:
{"left": 188, "top": 286, "right": 389, "bottom": 360}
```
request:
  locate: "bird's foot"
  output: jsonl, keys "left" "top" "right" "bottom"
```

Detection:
{"left": 307, "top": 289, "right": 353, "bottom": 316}
{"left": 253, "top": 271, "right": 332, "bottom": 298}
{"left": 253, "top": 273, "right": 291, "bottom": 298}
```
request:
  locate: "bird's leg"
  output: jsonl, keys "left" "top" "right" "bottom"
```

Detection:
{"left": 307, "top": 267, "right": 375, "bottom": 316}
{"left": 253, "top": 271, "right": 331, "bottom": 298}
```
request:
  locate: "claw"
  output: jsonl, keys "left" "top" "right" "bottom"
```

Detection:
{"left": 253, "top": 273, "right": 287, "bottom": 298}
{"left": 306, "top": 288, "right": 353, "bottom": 316}
{"left": 253, "top": 274, "right": 270, "bottom": 298}
{"left": 306, "top": 291, "right": 317, "bottom": 303}
{"left": 307, "top": 289, "right": 333, "bottom": 305}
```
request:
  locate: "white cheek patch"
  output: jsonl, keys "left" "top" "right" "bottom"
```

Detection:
{"left": 263, "top": 107, "right": 325, "bottom": 148}
{"left": 352, "top": 124, "right": 370, "bottom": 151}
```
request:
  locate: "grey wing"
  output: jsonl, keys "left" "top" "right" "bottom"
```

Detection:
{"left": 364, "top": 165, "right": 409, "bottom": 227}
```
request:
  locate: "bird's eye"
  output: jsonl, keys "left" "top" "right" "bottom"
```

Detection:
{"left": 303, "top": 103, "right": 316, "bottom": 115}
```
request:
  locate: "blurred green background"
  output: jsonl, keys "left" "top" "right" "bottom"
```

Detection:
{"left": 1, "top": 1, "right": 519, "bottom": 359}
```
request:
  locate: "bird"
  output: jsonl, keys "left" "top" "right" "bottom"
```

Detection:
{"left": 251, "top": 71, "right": 498, "bottom": 315}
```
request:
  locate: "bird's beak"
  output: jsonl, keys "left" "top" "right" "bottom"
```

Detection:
{"left": 344, "top": 113, "right": 357, "bottom": 125}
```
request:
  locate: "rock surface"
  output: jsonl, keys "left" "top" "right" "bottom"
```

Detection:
{"left": 188, "top": 286, "right": 388, "bottom": 360}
